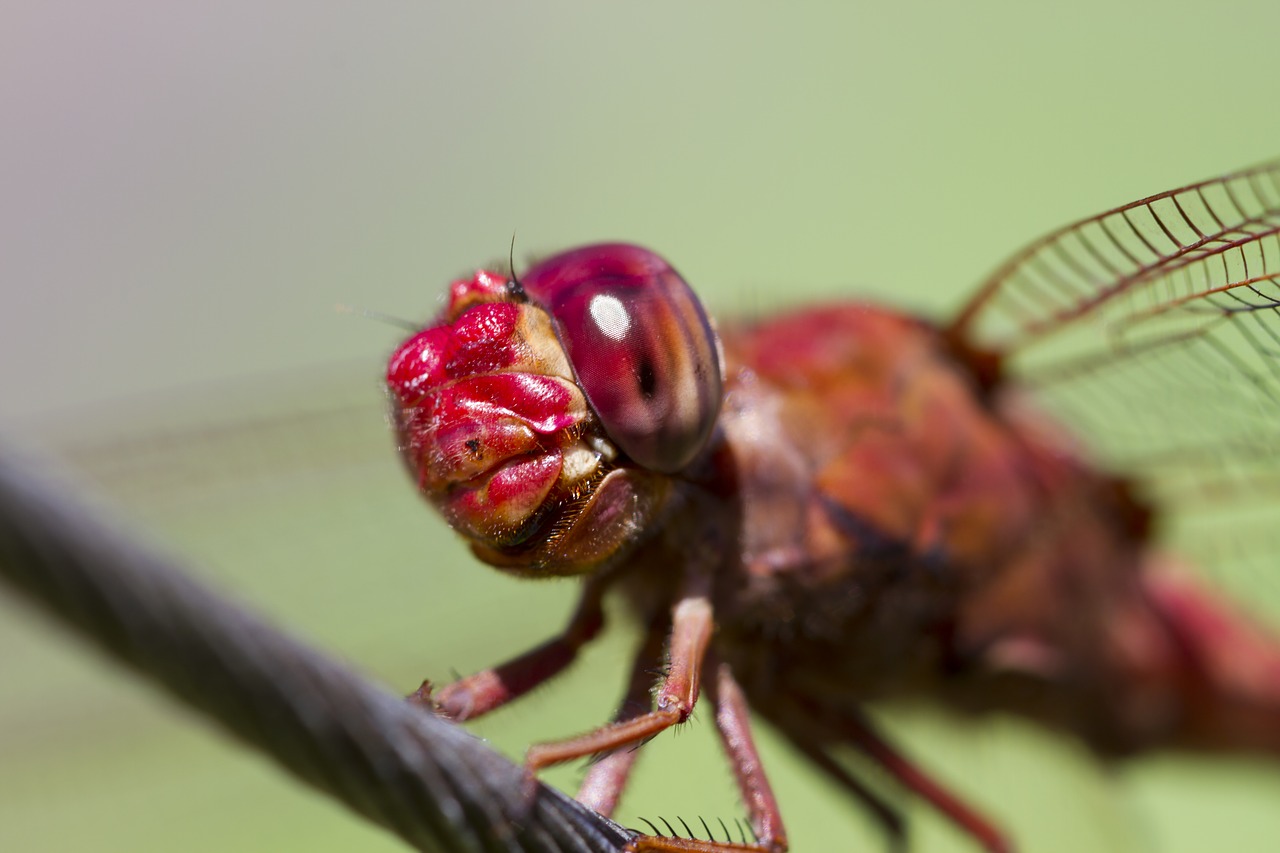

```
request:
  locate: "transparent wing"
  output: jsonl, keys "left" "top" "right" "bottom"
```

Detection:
{"left": 30, "top": 362, "right": 391, "bottom": 517}
{"left": 948, "top": 161, "right": 1280, "bottom": 582}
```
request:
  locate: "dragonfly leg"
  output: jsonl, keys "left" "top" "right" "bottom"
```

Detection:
{"left": 411, "top": 580, "right": 607, "bottom": 721}
{"left": 826, "top": 705, "right": 1012, "bottom": 853}
{"left": 576, "top": 612, "right": 670, "bottom": 817}
{"left": 706, "top": 658, "right": 788, "bottom": 851}
{"left": 622, "top": 658, "right": 787, "bottom": 853}
{"left": 526, "top": 591, "right": 713, "bottom": 770}
{"left": 762, "top": 709, "right": 906, "bottom": 851}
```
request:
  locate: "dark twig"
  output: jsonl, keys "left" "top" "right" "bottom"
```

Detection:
{"left": 0, "top": 441, "right": 632, "bottom": 853}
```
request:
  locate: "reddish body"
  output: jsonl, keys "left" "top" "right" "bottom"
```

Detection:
{"left": 388, "top": 165, "right": 1280, "bottom": 852}
{"left": 698, "top": 305, "right": 1280, "bottom": 758}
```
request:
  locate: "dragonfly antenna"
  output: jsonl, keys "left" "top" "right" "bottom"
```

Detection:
{"left": 506, "top": 232, "right": 529, "bottom": 302}
{"left": 508, "top": 232, "right": 521, "bottom": 283}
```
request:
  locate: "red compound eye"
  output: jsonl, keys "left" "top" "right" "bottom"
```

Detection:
{"left": 521, "top": 243, "right": 723, "bottom": 473}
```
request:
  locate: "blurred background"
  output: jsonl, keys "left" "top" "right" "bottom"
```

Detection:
{"left": 3, "top": 2, "right": 1280, "bottom": 852}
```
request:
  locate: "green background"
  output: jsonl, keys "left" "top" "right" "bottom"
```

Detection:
{"left": 3, "top": 2, "right": 1280, "bottom": 852}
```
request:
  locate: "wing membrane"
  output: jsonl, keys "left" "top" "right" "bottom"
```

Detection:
{"left": 20, "top": 360, "right": 392, "bottom": 521}
{"left": 950, "top": 161, "right": 1280, "bottom": 351}
{"left": 949, "top": 161, "right": 1280, "bottom": 576}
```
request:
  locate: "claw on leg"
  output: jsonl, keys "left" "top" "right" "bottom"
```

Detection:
{"left": 620, "top": 660, "right": 788, "bottom": 853}
{"left": 409, "top": 581, "right": 606, "bottom": 721}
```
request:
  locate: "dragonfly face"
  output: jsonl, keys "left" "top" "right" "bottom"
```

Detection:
{"left": 385, "top": 244, "right": 721, "bottom": 577}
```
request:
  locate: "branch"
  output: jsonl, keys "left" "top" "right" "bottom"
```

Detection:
{"left": 0, "top": 438, "right": 632, "bottom": 853}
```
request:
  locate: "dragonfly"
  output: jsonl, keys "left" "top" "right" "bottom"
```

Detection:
{"left": 385, "top": 162, "right": 1280, "bottom": 853}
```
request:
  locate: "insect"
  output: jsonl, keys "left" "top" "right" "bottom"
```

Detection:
{"left": 385, "top": 163, "right": 1280, "bottom": 853}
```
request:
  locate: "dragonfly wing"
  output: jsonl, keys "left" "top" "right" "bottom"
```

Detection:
{"left": 947, "top": 161, "right": 1280, "bottom": 583}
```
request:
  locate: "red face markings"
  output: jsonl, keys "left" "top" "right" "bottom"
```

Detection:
{"left": 385, "top": 244, "right": 718, "bottom": 571}
{"left": 386, "top": 293, "right": 592, "bottom": 550}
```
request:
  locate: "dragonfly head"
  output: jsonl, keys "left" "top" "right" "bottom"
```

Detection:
{"left": 386, "top": 244, "right": 723, "bottom": 577}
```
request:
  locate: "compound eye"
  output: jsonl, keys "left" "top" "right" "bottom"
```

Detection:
{"left": 521, "top": 244, "right": 723, "bottom": 473}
